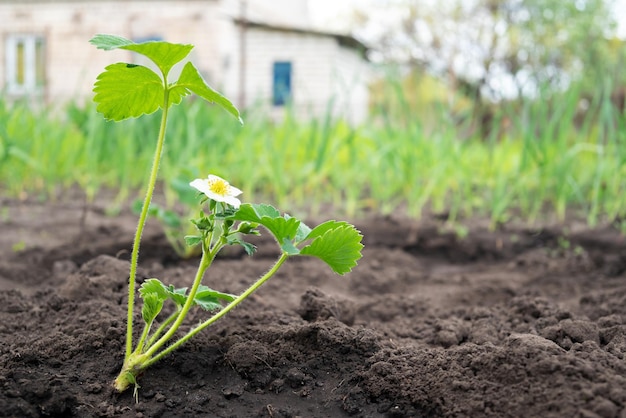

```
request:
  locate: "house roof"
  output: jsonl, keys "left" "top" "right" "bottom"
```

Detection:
{"left": 233, "top": 18, "right": 368, "bottom": 58}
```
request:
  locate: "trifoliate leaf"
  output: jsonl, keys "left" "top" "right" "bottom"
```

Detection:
{"left": 228, "top": 204, "right": 300, "bottom": 246}
{"left": 171, "top": 62, "right": 242, "bottom": 124}
{"left": 90, "top": 34, "right": 193, "bottom": 78}
{"left": 93, "top": 63, "right": 164, "bottom": 121}
{"left": 141, "top": 292, "right": 164, "bottom": 323}
{"left": 299, "top": 224, "right": 364, "bottom": 275}
{"left": 193, "top": 285, "right": 236, "bottom": 311}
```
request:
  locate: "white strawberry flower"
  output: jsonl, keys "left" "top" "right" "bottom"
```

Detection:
{"left": 190, "top": 174, "right": 243, "bottom": 208}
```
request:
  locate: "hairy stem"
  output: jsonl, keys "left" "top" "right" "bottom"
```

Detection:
{"left": 145, "top": 309, "right": 181, "bottom": 349}
{"left": 144, "top": 252, "right": 289, "bottom": 367}
{"left": 142, "top": 242, "right": 220, "bottom": 359}
{"left": 135, "top": 318, "right": 154, "bottom": 354}
{"left": 125, "top": 88, "right": 171, "bottom": 361}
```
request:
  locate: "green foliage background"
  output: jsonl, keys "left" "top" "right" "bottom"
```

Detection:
{"left": 1, "top": 76, "right": 625, "bottom": 230}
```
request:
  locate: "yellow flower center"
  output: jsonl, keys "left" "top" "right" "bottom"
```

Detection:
{"left": 208, "top": 178, "right": 229, "bottom": 196}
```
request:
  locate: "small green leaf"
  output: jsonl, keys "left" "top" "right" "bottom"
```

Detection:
{"left": 193, "top": 285, "right": 236, "bottom": 311}
{"left": 166, "top": 285, "right": 188, "bottom": 307}
{"left": 238, "top": 221, "right": 260, "bottom": 235}
{"left": 184, "top": 235, "right": 203, "bottom": 247}
{"left": 294, "top": 219, "right": 312, "bottom": 244}
{"left": 139, "top": 278, "right": 169, "bottom": 300}
{"left": 139, "top": 279, "right": 168, "bottom": 323}
{"left": 172, "top": 62, "right": 242, "bottom": 123}
{"left": 280, "top": 238, "right": 300, "bottom": 255}
{"left": 300, "top": 224, "right": 364, "bottom": 275}
{"left": 141, "top": 292, "right": 164, "bottom": 323}
{"left": 240, "top": 241, "right": 257, "bottom": 256}
{"left": 93, "top": 63, "right": 164, "bottom": 121}
{"left": 141, "top": 279, "right": 189, "bottom": 307}
{"left": 191, "top": 215, "right": 213, "bottom": 231}
{"left": 226, "top": 236, "right": 257, "bottom": 255}
{"left": 214, "top": 207, "right": 238, "bottom": 219}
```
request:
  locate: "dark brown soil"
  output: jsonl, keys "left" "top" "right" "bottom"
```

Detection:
{"left": 1, "top": 196, "right": 626, "bottom": 417}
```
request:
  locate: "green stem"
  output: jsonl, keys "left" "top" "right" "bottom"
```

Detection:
{"left": 135, "top": 319, "right": 154, "bottom": 354}
{"left": 145, "top": 309, "right": 181, "bottom": 349}
{"left": 142, "top": 243, "right": 220, "bottom": 359}
{"left": 144, "top": 252, "right": 289, "bottom": 367}
{"left": 125, "top": 88, "right": 171, "bottom": 361}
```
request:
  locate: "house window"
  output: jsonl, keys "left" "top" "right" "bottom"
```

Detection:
{"left": 5, "top": 34, "right": 45, "bottom": 95}
{"left": 272, "top": 61, "right": 292, "bottom": 106}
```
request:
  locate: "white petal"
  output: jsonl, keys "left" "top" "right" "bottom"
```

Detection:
{"left": 228, "top": 184, "right": 243, "bottom": 197}
{"left": 223, "top": 195, "right": 242, "bottom": 208}
{"left": 190, "top": 178, "right": 211, "bottom": 195}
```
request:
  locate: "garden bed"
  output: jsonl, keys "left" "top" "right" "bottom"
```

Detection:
{"left": 1, "top": 196, "right": 626, "bottom": 417}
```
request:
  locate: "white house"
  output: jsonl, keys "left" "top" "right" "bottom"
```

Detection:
{"left": 0, "top": 0, "right": 370, "bottom": 123}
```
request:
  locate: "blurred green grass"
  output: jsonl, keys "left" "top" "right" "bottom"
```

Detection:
{"left": 1, "top": 73, "right": 625, "bottom": 229}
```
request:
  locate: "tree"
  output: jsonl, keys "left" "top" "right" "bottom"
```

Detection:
{"left": 353, "top": 0, "right": 619, "bottom": 101}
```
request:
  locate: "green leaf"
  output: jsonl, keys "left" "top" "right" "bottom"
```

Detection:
{"left": 294, "top": 219, "right": 312, "bottom": 244}
{"left": 93, "top": 63, "right": 164, "bottom": 121}
{"left": 240, "top": 241, "right": 257, "bottom": 256}
{"left": 141, "top": 292, "right": 164, "bottom": 323}
{"left": 299, "top": 224, "right": 364, "bottom": 275}
{"left": 226, "top": 236, "right": 257, "bottom": 255}
{"left": 280, "top": 238, "right": 300, "bottom": 255}
{"left": 166, "top": 285, "right": 188, "bottom": 307}
{"left": 303, "top": 220, "right": 352, "bottom": 242}
{"left": 171, "top": 62, "right": 242, "bottom": 123}
{"left": 140, "top": 279, "right": 189, "bottom": 307}
{"left": 245, "top": 204, "right": 280, "bottom": 218}
{"left": 191, "top": 215, "right": 213, "bottom": 231}
{"left": 238, "top": 221, "right": 260, "bottom": 235}
{"left": 90, "top": 34, "right": 193, "bottom": 78}
{"left": 139, "top": 278, "right": 170, "bottom": 300}
{"left": 89, "top": 34, "right": 134, "bottom": 50}
{"left": 193, "top": 285, "right": 236, "bottom": 311}
{"left": 184, "top": 235, "right": 203, "bottom": 247}
{"left": 228, "top": 204, "right": 300, "bottom": 246}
